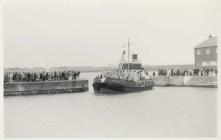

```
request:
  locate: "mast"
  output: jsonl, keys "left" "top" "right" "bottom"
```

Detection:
{"left": 122, "top": 37, "right": 134, "bottom": 79}
{"left": 127, "top": 37, "right": 130, "bottom": 79}
{"left": 127, "top": 38, "right": 130, "bottom": 77}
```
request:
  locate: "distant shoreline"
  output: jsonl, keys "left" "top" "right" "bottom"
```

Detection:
{"left": 5, "top": 64, "right": 216, "bottom": 73}
{"left": 4, "top": 64, "right": 197, "bottom": 73}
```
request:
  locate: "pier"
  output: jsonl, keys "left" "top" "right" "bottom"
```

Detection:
{"left": 152, "top": 76, "right": 217, "bottom": 88}
{"left": 4, "top": 80, "right": 89, "bottom": 96}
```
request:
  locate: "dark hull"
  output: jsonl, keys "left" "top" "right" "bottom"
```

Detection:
{"left": 92, "top": 78, "right": 154, "bottom": 94}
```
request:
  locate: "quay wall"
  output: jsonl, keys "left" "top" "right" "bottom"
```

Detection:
{"left": 4, "top": 80, "right": 89, "bottom": 96}
{"left": 151, "top": 76, "right": 217, "bottom": 88}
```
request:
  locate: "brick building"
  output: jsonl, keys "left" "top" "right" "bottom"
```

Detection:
{"left": 194, "top": 36, "right": 217, "bottom": 68}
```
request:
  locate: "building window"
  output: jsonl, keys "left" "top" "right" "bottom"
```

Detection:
{"left": 202, "top": 61, "right": 217, "bottom": 66}
{"left": 209, "top": 61, "right": 216, "bottom": 66}
{"left": 202, "top": 61, "right": 208, "bottom": 66}
{"left": 197, "top": 50, "right": 201, "bottom": 55}
{"left": 206, "top": 48, "right": 210, "bottom": 54}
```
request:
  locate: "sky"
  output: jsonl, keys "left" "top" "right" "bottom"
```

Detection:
{"left": 3, "top": 0, "right": 219, "bottom": 68}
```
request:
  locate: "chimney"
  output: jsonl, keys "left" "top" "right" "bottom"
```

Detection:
{"left": 132, "top": 54, "right": 138, "bottom": 62}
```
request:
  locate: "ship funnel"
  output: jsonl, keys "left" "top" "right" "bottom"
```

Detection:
{"left": 132, "top": 54, "right": 138, "bottom": 62}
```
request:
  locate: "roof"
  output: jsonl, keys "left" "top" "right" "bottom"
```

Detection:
{"left": 195, "top": 36, "right": 217, "bottom": 48}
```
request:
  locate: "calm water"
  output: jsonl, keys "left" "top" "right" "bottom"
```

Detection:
{"left": 4, "top": 72, "right": 217, "bottom": 137}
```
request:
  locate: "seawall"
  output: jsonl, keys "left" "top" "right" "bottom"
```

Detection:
{"left": 152, "top": 76, "right": 217, "bottom": 88}
{"left": 4, "top": 80, "right": 89, "bottom": 96}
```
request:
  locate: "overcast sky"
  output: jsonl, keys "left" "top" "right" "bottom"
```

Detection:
{"left": 3, "top": 0, "right": 219, "bottom": 68}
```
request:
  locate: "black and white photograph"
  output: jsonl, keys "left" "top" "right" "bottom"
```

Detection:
{"left": 0, "top": 0, "right": 220, "bottom": 138}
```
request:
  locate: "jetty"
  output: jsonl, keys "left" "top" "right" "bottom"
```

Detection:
{"left": 152, "top": 76, "right": 217, "bottom": 88}
{"left": 4, "top": 80, "right": 89, "bottom": 96}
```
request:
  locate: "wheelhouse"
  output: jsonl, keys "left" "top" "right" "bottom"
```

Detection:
{"left": 121, "top": 63, "right": 143, "bottom": 70}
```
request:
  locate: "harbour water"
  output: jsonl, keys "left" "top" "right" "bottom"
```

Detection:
{"left": 4, "top": 72, "right": 217, "bottom": 137}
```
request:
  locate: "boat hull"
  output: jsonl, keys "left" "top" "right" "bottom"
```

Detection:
{"left": 92, "top": 78, "right": 154, "bottom": 94}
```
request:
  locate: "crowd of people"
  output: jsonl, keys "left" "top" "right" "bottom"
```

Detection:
{"left": 153, "top": 68, "right": 217, "bottom": 77}
{"left": 4, "top": 70, "right": 80, "bottom": 83}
